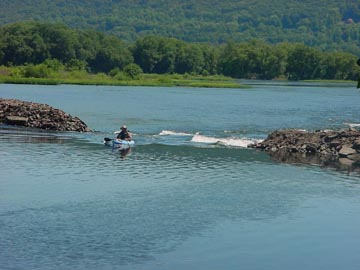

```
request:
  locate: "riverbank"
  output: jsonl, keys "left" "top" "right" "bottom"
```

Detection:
{"left": 0, "top": 73, "right": 248, "bottom": 88}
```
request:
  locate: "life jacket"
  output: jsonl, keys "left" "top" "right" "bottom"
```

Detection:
{"left": 117, "top": 130, "right": 130, "bottom": 140}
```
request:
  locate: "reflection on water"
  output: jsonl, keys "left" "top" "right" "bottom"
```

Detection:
{"left": 267, "top": 150, "right": 360, "bottom": 175}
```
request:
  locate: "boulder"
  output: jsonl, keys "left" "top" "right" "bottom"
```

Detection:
{"left": 5, "top": 116, "right": 28, "bottom": 125}
{"left": 339, "top": 145, "right": 357, "bottom": 157}
{"left": 353, "top": 139, "right": 360, "bottom": 150}
{"left": 339, "top": 158, "right": 355, "bottom": 166}
{"left": 347, "top": 153, "right": 360, "bottom": 162}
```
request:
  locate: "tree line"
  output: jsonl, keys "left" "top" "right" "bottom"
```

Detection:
{"left": 0, "top": 22, "right": 359, "bottom": 81}
{"left": 1, "top": 0, "right": 359, "bottom": 56}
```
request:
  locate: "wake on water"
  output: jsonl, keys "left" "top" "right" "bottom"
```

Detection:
{"left": 158, "top": 130, "right": 194, "bottom": 136}
{"left": 190, "top": 134, "right": 262, "bottom": 148}
{"left": 344, "top": 122, "right": 360, "bottom": 128}
{"left": 158, "top": 130, "right": 263, "bottom": 148}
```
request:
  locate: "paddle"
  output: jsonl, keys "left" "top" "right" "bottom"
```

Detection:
{"left": 104, "top": 130, "right": 122, "bottom": 143}
{"left": 104, "top": 137, "right": 113, "bottom": 142}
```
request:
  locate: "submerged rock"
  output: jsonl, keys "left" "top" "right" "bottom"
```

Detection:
{"left": 0, "top": 98, "right": 91, "bottom": 132}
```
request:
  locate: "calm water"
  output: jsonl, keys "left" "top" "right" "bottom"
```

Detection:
{"left": 1, "top": 82, "right": 360, "bottom": 270}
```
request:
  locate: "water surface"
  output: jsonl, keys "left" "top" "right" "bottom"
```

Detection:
{"left": 1, "top": 83, "right": 360, "bottom": 270}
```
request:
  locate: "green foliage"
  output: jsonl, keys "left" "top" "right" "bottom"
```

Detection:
{"left": 0, "top": 22, "right": 133, "bottom": 74}
{"left": 43, "top": 59, "right": 64, "bottom": 72}
{"left": 66, "top": 59, "right": 86, "bottom": 71}
{"left": 132, "top": 36, "right": 218, "bottom": 75}
{"left": 0, "top": 0, "right": 359, "bottom": 56}
{"left": 0, "top": 67, "right": 246, "bottom": 88}
{"left": 218, "top": 41, "right": 287, "bottom": 80}
{"left": 109, "top": 67, "right": 121, "bottom": 78}
{"left": 87, "top": 35, "right": 133, "bottom": 73}
{"left": 123, "top": 64, "right": 142, "bottom": 79}
{"left": 0, "top": 22, "right": 359, "bottom": 82}
{"left": 113, "top": 72, "right": 130, "bottom": 81}
{"left": 23, "top": 64, "right": 51, "bottom": 78}
{"left": 285, "top": 44, "right": 323, "bottom": 80}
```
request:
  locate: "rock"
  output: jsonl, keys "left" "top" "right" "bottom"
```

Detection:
{"left": 329, "top": 140, "right": 341, "bottom": 148}
{"left": 353, "top": 139, "right": 360, "bottom": 150}
{"left": 249, "top": 129, "right": 360, "bottom": 169}
{"left": 347, "top": 153, "right": 360, "bottom": 162}
{"left": 5, "top": 116, "right": 28, "bottom": 125}
{"left": 339, "top": 158, "right": 355, "bottom": 166}
{"left": 339, "top": 145, "right": 357, "bottom": 157}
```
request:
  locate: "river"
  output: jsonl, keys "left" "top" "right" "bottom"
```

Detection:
{"left": 1, "top": 82, "right": 360, "bottom": 270}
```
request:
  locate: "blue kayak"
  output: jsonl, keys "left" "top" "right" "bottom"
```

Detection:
{"left": 104, "top": 137, "right": 135, "bottom": 149}
{"left": 112, "top": 139, "right": 135, "bottom": 147}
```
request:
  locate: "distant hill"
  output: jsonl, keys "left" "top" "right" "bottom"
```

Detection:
{"left": 0, "top": 0, "right": 359, "bottom": 55}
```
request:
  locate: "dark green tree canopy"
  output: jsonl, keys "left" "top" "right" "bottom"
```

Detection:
{"left": 1, "top": 22, "right": 359, "bottom": 81}
{"left": 0, "top": 0, "right": 359, "bottom": 55}
{"left": 0, "top": 22, "right": 133, "bottom": 73}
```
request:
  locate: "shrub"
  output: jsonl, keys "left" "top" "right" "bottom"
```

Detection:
{"left": 23, "top": 64, "right": 50, "bottom": 78}
{"left": 66, "top": 59, "right": 87, "bottom": 71}
{"left": 114, "top": 72, "right": 130, "bottom": 81}
{"left": 109, "top": 67, "right": 121, "bottom": 77}
{"left": 123, "top": 63, "right": 142, "bottom": 79}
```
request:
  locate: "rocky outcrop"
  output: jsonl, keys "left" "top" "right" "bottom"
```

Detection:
{"left": 249, "top": 129, "right": 360, "bottom": 168}
{"left": 0, "top": 98, "right": 91, "bottom": 132}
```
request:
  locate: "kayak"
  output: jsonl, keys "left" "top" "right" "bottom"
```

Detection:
{"left": 103, "top": 137, "right": 135, "bottom": 149}
{"left": 112, "top": 139, "right": 135, "bottom": 147}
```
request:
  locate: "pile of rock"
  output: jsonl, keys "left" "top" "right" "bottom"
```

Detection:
{"left": 249, "top": 129, "right": 360, "bottom": 165}
{"left": 0, "top": 98, "right": 91, "bottom": 132}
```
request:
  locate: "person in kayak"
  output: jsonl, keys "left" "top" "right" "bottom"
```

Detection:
{"left": 117, "top": 125, "right": 132, "bottom": 141}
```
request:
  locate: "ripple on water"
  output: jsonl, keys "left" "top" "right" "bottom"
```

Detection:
{"left": 1, "top": 126, "right": 360, "bottom": 269}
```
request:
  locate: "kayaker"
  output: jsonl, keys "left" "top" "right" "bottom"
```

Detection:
{"left": 117, "top": 125, "right": 132, "bottom": 141}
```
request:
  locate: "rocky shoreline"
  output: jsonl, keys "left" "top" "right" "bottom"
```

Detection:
{"left": 0, "top": 98, "right": 91, "bottom": 132}
{"left": 249, "top": 129, "right": 360, "bottom": 168}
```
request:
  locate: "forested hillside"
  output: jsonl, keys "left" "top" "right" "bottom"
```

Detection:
{"left": 0, "top": 0, "right": 359, "bottom": 55}
{"left": 1, "top": 22, "right": 359, "bottom": 81}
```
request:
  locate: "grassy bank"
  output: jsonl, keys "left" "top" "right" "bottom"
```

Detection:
{"left": 303, "top": 79, "right": 358, "bottom": 84}
{"left": 1, "top": 73, "right": 357, "bottom": 89}
{"left": 0, "top": 70, "right": 249, "bottom": 88}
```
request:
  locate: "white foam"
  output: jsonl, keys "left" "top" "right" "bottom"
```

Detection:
{"left": 344, "top": 122, "right": 360, "bottom": 128}
{"left": 159, "top": 130, "right": 193, "bottom": 136}
{"left": 191, "top": 134, "right": 262, "bottom": 148}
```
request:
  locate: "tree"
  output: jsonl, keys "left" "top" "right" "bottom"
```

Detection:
{"left": 285, "top": 44, "right": 322, "bottom": 80}
{"left": 175, "top": 44, "right": 204, "bottom": 74}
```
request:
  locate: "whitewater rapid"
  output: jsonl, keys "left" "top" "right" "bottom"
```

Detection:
{"left": 158, "top": 130, "right": 263, "bottom": 148}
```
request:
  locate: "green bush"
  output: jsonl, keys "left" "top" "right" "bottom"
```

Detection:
{"left": 66, "top": 59, "right": 86, "bottom": 71}
{"left": 109, "top": 67, "right": 121, "bottom": 77}
{"left": 23, "top": 64, "right": 50, "bottom": 78}
{"left": 114, "top": 71, "right": 130, "bottom": 81}
{"left": 43, "top": 59, "right": 64, "bottom": 71}
{"left": 9, "top": 67, "right": 25, "bottom": 77}
{"left": 123, "top": 63, "right": 142, "bottom": 79}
